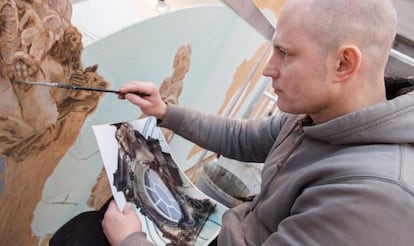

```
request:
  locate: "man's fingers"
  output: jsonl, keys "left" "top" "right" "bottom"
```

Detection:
{"left": 125, "top": 92, "right": 150, "bottom": 107}
{"left": 123, "top": 202, "right": 137, "bottom": 214}
{"left": 107, "top": 200, "right": 118, "bottom": 210}
{"left": 104, "top": 200, "right": 122, "bottom": 217}
{"left": 119, "top": 81, "right": 154, "bottom": 96}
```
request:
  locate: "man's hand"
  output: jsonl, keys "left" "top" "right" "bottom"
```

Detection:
{"left": 118, "top": 81, "right": 167, "bottom": 119}
{"left": 102, "top": 200, "right": 142, "bottom": 246}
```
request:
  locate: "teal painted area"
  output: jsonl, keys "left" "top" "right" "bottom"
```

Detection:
{"left": 33, "top": 5, "right": 268, "bottom": 238}
{"left": 78, "top": 5, "right": 267, "bottom": 169}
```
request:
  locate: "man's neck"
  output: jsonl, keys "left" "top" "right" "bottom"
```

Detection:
{"left": 311, "top": 84, "right": 386, "bottom": 124}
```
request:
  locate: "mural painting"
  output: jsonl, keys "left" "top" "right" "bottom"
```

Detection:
{"left": 0, "top": 0, "right": 107, "bottom": 245}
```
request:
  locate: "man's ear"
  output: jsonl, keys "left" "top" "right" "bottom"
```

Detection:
{"left": 334, "top": 45, "right": 362, "bottom": 82}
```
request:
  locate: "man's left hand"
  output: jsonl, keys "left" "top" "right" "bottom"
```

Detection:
{"left": 102, "top": 200, "right": 142, "bottom": 246}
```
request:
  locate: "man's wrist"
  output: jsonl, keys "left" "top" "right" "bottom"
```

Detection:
{"left": 155, "top": 102, "right": 168, "bottom": 123}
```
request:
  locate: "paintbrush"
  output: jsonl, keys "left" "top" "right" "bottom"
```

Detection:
{"left": 17, "top": 80, "right": 149, "bottom": 97}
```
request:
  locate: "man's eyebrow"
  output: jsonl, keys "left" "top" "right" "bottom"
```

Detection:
{"left": 273, "top": 44, "right": 288, "bottom": 51}
{"left": 272, "top": 34, "right": 292, "bottom": 50}
{"left": 272, "top": 38, "right": 288, "bottom": 50}
{"left": 274, "top": 44, "right": 283, "bottom": 49}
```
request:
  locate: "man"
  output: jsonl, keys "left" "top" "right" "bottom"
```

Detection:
{"left": 102, "top": 0, "right": 414, "bottom": 245}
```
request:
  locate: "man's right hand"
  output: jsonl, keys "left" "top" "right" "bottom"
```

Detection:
{"left": 118, "top": 81, "right": 167, "bottom": 119}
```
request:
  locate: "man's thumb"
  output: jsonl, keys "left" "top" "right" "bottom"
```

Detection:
{"left": 123, "top": 202, "right": 138, "bottom": 214}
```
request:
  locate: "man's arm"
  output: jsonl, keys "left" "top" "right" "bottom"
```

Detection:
{"left": 159, "top": 104, "right": 281, "bottom": 163}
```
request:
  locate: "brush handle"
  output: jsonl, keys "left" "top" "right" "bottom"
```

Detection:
{"left": 60, "top": 84, "right": 149, "bottom": 97}
{"left": 18, "top": 80, "right": 149, "bottom": 97}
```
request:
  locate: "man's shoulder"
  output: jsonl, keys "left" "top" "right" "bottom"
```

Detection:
{"left": 312, "top": 143, "right": 414, "bottom": 191}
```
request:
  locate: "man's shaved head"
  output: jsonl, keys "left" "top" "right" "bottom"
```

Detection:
{"left": 283, "top": 0, "right": 397, "bottom": 60}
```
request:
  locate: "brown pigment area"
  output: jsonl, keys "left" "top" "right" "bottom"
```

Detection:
{"left": 254, "top": 0, "right": 287, "bottom": 16}
{"left": 0, "top": 0, "right": 108, "bottom": 245}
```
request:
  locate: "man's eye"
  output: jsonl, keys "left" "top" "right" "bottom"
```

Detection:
{"left": 279, "top": 49, "right": 287, "bottom": 57}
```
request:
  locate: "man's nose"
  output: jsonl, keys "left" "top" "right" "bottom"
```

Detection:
{"left": 262, "top": 53, "right": 280, "bottom": 78}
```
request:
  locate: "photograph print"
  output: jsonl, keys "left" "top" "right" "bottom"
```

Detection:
{"left": 93, "top": 117, "right": 226, "bottom": 246}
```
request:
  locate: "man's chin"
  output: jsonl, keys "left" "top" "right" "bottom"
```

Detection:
{"left": 276, "top": 102, "right": 301, "bottom": 115}
{"left": 276, "top": 101, "right": 289, "bottom": 113}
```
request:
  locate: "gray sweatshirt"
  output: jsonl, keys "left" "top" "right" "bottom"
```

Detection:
{"left": 122, "top": 82, "right": 414, "bottom": 246}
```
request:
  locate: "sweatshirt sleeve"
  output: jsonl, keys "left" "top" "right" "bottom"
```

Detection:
{"left": 158, "top": 104, "right": 282, "bottom": 163}
{"left": 120, "top": 232, "right": 154, "bottom": 246}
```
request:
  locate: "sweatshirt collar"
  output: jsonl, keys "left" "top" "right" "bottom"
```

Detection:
{"left": 302, "top": 91, "right": 414, "bottom": 145}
